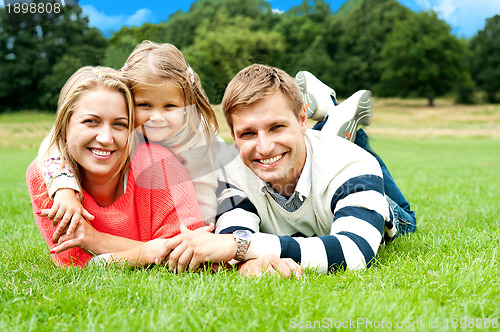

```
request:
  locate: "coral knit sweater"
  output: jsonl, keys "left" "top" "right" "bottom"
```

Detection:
{"left": 27, "top": 142, "right": 204, "bottom": 267}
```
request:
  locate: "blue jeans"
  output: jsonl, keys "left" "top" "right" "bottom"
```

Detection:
{"left": 313, "top": 121, "right": 417, "bottom": 236}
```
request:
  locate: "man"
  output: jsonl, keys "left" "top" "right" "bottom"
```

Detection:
{"left": 159, "top": 64, "right": 416, "bottom": 277}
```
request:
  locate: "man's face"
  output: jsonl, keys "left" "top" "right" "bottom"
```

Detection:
{"left": 231, "top": 91, "right": 308, "bottom": 196}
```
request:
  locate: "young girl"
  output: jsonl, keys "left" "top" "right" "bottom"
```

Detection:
{"left": 38, "top": 41, "right": 233, "bottom": 241}
{"left": 29, "top": 66, "right": 204, "bottom": 267}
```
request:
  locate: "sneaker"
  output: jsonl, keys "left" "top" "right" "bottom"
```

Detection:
{"left": 295, "top": 71, "right": 337, "bottom": 121}
{"left": 322, "top": 90, "right": 373, "bottom": 142}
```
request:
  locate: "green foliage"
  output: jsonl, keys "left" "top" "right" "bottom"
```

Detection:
{"left": 103, "top": 34, "right": 140, "bottom": 70}
{"left": 0, "top": 6, "right": 107, "bottom": 112}
{"left": 470, "top": 15, "right": 500, "bottom": 103}
{"left": 184, "top": 12, "right": 285, "bottom": 103}
{"left": 333, "top": 0, "right": 411, "bottom": 96}
{"left": 379, "top": 11, "right": 468, "bottom": 106}
{"left": 162, "top": 0, "right": 273, "bottom": 49}
{"left": 3, "top": 0, "right": 500, "bottom": 111}
{"left": 271, "top": 4, "right": 334, "bottom": 85}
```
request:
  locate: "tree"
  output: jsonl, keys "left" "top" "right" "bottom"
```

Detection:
{"left": 103, "top": 34, "right": 141, "bottom": 69}
{"left": 183, "top": 12, "right": 285, "bottom": 103}
{"left": 470, "top": 15, "right": 500, "bottom": 103}
{"left": 271, "top": 1, "right": 335, "bottom": 88}
{"left": 162, "top": 0, "right": 273, "bottom": 49}
{"left": 379, "top": 11, "right": 468, "bottom": 106}
{"left": 0, "top": 6, "right": 106, "bottom": 111}
{"left": 332, "top": 0, "right": 411, "bottom": 96}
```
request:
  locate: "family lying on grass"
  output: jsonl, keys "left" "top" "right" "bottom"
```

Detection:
{"left": 26, "top": 41, "right": 416, "bottom": 277}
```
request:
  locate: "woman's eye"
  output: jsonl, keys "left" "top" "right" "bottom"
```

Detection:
{"left": 115, "top": 122, "right": 129, "bottom": 128}
{"left": 82, "top": 119, "right": 97, "bottom": 124}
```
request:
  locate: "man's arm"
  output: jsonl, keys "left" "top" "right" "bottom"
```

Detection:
{"left": 241, "top": 173, "right": 387, "bottom": 273}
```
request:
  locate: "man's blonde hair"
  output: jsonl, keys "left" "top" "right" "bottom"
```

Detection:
{"left": 221, "top": 64, "right": 304, "bottom": 132}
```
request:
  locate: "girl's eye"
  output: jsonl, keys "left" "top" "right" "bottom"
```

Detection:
{"left": 165, "top": 104, "right": 178, "bottom": 109}
{"left": 136, "top": 103, "right": 150, "bottom": 108}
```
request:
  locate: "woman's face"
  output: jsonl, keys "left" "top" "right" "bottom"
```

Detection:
{"left": 66, "top": 87, "right": 129, "bottom": 184}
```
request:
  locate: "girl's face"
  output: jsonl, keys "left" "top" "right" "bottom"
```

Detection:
{"left": 66, "top": 87, "right": 129, "bottom": 185}
{"left": 134, "top": 82, "right": 186, "bottom": 141}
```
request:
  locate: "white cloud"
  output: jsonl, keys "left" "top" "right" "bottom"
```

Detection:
{"left": 272, "top": 8, "right": 284, "bottom": 14}
{"left": 410, "top": 0, "right": 500, "bottom": 37}
{"left": 81, "top": 5, "right": 154, "bottom": 34}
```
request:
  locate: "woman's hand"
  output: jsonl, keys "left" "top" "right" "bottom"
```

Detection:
{"left": 50, "top": 217, "right": 102, "bottom": 255}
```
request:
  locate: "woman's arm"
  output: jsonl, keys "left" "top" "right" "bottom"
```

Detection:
{"left": 50, "top": 217, "right": 145, "bottom": 256}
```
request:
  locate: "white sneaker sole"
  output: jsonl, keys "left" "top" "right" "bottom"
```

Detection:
{"left": 337, "top": 90, "right": 372, "bottom": 142}
{"left": 295, "top": 71, "right": 336, "bottom": 121}
{"left": 323, "top": 90, "right": 372, "bottom": 142}
{"left": 295, "top": 71, "right": 318, "bottom": 119}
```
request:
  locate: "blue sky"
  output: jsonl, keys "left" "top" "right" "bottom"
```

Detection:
{"left": 3, "top": 0, "right": 498, "bottom": 38}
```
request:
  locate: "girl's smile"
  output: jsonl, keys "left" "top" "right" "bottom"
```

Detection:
{"left": 134, "top": 82, "right": 186, "bottom": 141}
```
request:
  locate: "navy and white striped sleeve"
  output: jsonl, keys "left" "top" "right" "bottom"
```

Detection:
{"left": 245, "top": 174, "right": 387, "bottom": 273}
{"left": 214, "top": 180, "right": 260, "bottom": 234}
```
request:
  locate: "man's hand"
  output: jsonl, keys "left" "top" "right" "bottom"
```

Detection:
{"left": 155, "top": 224, "right": 237, "bottom": 273}
{"left": 238, "top": 255, "right": 303, "bottom": 278}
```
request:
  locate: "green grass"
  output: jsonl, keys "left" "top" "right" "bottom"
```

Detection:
{"left": 1, "top": 112, "right": 499, "bottom": 331}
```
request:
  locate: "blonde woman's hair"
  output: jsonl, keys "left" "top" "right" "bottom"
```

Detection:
{"left": 47, "top": 66, "right": 135, "bottom": 192}
{"left": 122, "top": 40, "right": 218, "bottom": 146}
{"left": 221, "top": 64, "right": 304, "bottom": 133}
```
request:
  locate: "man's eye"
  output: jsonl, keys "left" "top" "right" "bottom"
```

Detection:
{"left": 271, "top": 125, "right": 284, "bottom": 131}
{"left": 240, "top": 132, "right": 254, "bottom": 138}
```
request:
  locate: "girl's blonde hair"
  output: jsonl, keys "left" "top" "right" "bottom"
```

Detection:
{"left": 121, "top": 40, "right": 218, "bottom": 146}
{"left": 47, "top": 66, "right": 135, "bottom": 191}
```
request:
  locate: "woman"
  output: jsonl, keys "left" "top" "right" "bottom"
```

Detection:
{"left": 26, "top": 66, "right": 204, "bottom": 267}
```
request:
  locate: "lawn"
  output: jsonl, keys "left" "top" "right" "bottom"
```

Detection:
{"left": 0, "top": 100, "right": 499, "bottom": 331}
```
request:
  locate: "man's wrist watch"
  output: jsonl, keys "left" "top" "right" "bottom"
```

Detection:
{"left": 232, "top": 230, "right": 251, "bottom": 261}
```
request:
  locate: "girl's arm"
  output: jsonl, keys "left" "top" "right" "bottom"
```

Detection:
{"left": 38, "top": 132, "right": 93, "bottom": 238}
{"left": 37, "top": 133, "right": 80, "bottom": 198}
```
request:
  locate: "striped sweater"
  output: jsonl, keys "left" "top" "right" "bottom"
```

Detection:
{"left": 215, "top": 130, "right": 390, "bottom": 273}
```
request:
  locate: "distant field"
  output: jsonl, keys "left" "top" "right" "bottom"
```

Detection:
{"left": 2, "top": 98, "right": 498, "bottom": 149}
{"left": 1, "top": 100, "right": 499, "bottom": 331}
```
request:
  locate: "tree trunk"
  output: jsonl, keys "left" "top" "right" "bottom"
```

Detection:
{"left": 428, "top": 97, "right": 434, "bottom": 107}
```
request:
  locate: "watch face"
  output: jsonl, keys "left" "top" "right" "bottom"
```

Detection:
{"left": 235, "top": 230, "right": 250, "bottom": 241}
